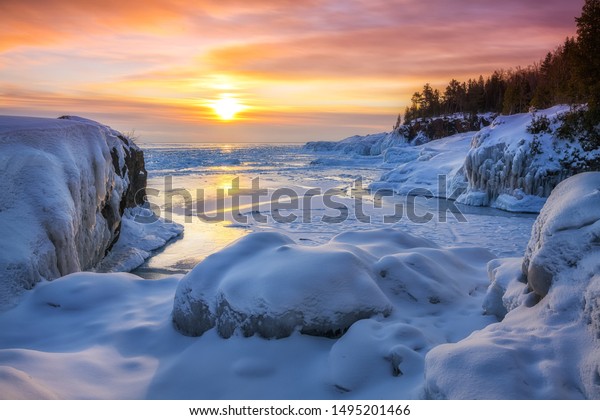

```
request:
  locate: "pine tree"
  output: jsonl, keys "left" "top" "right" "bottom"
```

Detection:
{"left": 575, "top": 0, "right": 600, "bottom": 109}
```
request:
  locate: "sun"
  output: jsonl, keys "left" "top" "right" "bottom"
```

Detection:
{"left": 211, "top": 95, "right": 244, "bottom": 121}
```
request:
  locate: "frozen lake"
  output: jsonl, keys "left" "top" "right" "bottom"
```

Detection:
{"left": 133, "top": 143, "right": 537, "bottom": 278}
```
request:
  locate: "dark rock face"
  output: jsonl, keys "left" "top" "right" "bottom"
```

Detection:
{"left": 60, "top": 118, "right": 148, "bottom": 256}
{"left": 102, "top": 137, "right": 147, "bottom": 254}
{"left": 397, "top": 114, "right": 493, "bottom": 143}
{"left": 116, "top": 134, "right": 147, "bottom": 210}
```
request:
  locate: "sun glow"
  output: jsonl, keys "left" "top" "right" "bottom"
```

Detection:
{"left": 211, "top": 95, "right": 244, "bottom": 121}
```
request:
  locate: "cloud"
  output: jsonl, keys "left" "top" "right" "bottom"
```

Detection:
{"left": 0, "top": 0, "right": 586, "bottom": 142}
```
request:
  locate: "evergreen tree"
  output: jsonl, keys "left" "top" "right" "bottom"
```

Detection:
{"left": 575, "top": 0, "right": 600, "bottom": 109}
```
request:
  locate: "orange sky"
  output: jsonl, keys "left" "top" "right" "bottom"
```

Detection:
{"left": 0, "top": 0, "right": 584, "bottom": 143}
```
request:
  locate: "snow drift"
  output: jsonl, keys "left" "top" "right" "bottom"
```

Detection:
{"left": 0, "top": 226, "right": 497, "bottom": 399}
{"left": 0, "top": 115, "right": 174, "bottom": 307}
{"left": 424, "top": 172, "right": 600, "bottom": 399}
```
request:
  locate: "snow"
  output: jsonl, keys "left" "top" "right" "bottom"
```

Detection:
{"left": 457, "top": 105, "right": 600, "bottom": 212}
{"left": 304, "top": 132, "right": 404, "bottom": 156}
{"left": 172, "top": 230, "right": 393, "bottom": 339}
{"left": 370, "top": 132, "right": 473, "bottom": 198}
{"left": 308, "top": 106, "right": 600, "bottom": 214}
{"left": 424, "top": 172, "right": 600, "bottom": 399}
{"left": 0, "top": 115, "right": 181, "bottom": 309}
{"left": 3, "top": 114, "right": 598, "bottom": 399}
{"left": 95, "top": 207, "right": 183, "bottom": 273}
{"left": 522, "top": 172, "right": 600, "bottom": 297}
{"left": 0, "top": 228, "right": 498, "bottom": 399}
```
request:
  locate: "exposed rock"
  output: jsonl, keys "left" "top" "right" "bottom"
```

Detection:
{"left": 397, "top": 113, "right": 494, "bottom": 144}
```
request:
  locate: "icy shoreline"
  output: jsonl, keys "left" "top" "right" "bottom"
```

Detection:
{"left": 311, "top": 106, "right": 600, "bottom": 213}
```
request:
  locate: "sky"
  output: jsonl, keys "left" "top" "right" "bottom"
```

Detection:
{"left": 0, "top": 0, "right": 584, "bottom": 143}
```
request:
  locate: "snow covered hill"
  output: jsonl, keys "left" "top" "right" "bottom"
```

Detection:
{"left": 0, "top": 115, "right": 180, "bottom": 308}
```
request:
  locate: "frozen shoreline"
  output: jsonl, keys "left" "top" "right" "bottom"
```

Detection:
{"left": 0, "top": 140, "right": 543, "bottom": 399}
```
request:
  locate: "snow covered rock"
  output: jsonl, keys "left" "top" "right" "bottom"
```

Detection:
{"left": 457, "top": 106, "right": 600, "bottom": 212}
{"left": 522, "top": 172, "right": 600, "bottom": 298}
{"left": 172, "top": 231, "right": 394, "bottom": 338}
{"left": 424, "top": 172, "right": 600, "bottom": 399}
{"left": 172, "top": 228, "right": 496, "bottom": 341}
{"left": 482, "top": 258, "right": 530, "bottom": 320}
{"left": 0, "top": 116, "right": 149, "bottom": 307}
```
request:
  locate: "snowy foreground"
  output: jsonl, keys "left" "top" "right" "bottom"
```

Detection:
{"left": 0, "top": 228, "right": 496, "bottom": 399}
{"left": 1, "top": 172, "right": 599, "bottom": 399}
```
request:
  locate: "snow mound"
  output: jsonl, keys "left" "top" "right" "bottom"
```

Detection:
{"left": 457, "top": 106, "right": 600, "bottom": 212}
{"left": 173, "top": 228, "right": 496, "bottom": 341}
{"left": 328, "top": 319, "right": 427, "bottom": 393}
{"left": 425, "top": 172, "right": 600, "bottom": 399}
{"left": 522, "top": 172, "right": 600, "bottom": 297}
{"left": 375, "top": 246, "right": 492, "bottom": 305}
{"left": 172, "top": 231, "right": 394, "bottom": 338}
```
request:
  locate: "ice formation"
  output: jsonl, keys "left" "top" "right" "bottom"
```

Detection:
{"left": 457, "top": 106, "right": 600, "bottom": 212}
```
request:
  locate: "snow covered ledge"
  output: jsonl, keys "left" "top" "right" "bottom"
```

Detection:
{"left": 457, "top": 106, "right": 600, "bottom": 213}
{"left": 424, "top": 172, "right": 600, "bottom": 399}
{"left": 0, "top": 115, "right": 178, "bottom": 308}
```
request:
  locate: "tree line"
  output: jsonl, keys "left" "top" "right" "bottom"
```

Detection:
{"left": 401, "top": 0, "right": 600, "bottom": 129}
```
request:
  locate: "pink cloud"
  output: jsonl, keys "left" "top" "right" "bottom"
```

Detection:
{"left": 0, "top": 0, "right": 586, "bottom": 142}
